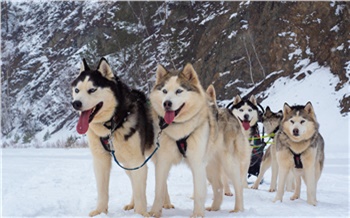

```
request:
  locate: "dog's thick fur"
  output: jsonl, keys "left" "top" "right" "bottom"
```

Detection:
{"left": 71, "top": 58, "right": 156, "bottom": 216}
{"left": 273, "top": 102, "right": 325, "bottom": 205}
{"left": 149, "top": 64, "right": 213, "bottom": 217}
{"left": 205, "top": 85, "right": 248, "bottom": 213}
{"left": 251, "top": 106, "right": 294, "bottom": 192}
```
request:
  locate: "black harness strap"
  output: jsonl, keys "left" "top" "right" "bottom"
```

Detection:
{"left": 158, "top": 116, "right": 190, "bottom": 158}
{"left": 176, "top": 135, "right": 190, "bottom": 158}
{"left": 288, "top": 148, "right": 303, "bottom": 169}
{"left": 158, "top": 116, "right": 169, "bottom": 130}
{"left": 100, "top": 137, "right": 112, "bottom": 152}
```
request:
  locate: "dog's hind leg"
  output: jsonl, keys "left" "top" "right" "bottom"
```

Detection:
{"left": 251, "top": 153, "right": 271, "bottom": 189}
{"left": 89, "top": 150, "right": 111, "bottom": 217}
{"left": 290, "top": 171, "right": 301, "bottom": 200}
{"left": 206, "top": 156, "right": 223, "bottom": 211}
{"left": 269, "top": 155, "right": 279, "bottom": 192}
{"left": 225, "top": 154, "right": 244, "bottom": 212}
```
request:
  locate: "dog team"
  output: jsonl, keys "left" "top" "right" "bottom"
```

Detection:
{"left": 71, "top": 58, "right": 325, "bottom": 217}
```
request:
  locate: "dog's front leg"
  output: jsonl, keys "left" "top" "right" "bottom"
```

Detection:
{"left": 188, "top": 159, "right": 207, "bottom": 217}
{"left": 303, "top": 164, "right": 317, "bottom": 206}
{"left": 149, "top": 154, "right": 173, "bottom": 217}
{"left": 89, "top": 151, "right": 111, "bottom": 217}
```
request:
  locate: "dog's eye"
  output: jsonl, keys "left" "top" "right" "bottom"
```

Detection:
{"left": 75, "top": 88, "right": 79, "bottom": 93}
{"left": 162, "top": 89, "right": 168, "bottom": 94}
{"left": 290, "top": 120, "right": 295, "bottom": 124}
{"left": 88, "top": 88, "right": 97, "bottom": 94}
{"left": 248, "top": 109, "right": 252, "bottom": 112}
{"left": 239, "top": 109, "right": 244, "bottom": 112}
{"left": 176, "top": 89, "right": 183, "bottom": 95}
{"left": 300, "top": 120, "right": 305, "bottom": 124}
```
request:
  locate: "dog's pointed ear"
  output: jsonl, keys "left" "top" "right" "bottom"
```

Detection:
{"left": 283, "top": 103, "right": 292, "bottom": 116}
{"left": 182, "top": 63, "right": 199, "bottom": 85}
{"left": 234, "top": 95, "right": 241, "bottom": 104}
{"left": 206, "top": 85, "right": 216, "bottom": 102}
{"left": 249, "top": 95, "right": 257, "bottom": 105}
{"left": 304, "top": 101, "right": 316, "bottom": 119}
{"left": 97, "top": 58, "right": 114, "bottom": 80}
{"left": 80, "top": 58, "right": 90, "bottom": 73}
{"left": 155, "top": 64, "right": 168, "bottom": 84}
{"left": 265, "top": 106, "right": 272, "bottom": 116}
{"left": 277, "top": 110, "right": 283, "bottom": 118}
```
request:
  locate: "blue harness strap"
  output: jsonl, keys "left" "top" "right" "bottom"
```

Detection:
{"left": 100, "top": 135, "right": 159, "bottom": 171}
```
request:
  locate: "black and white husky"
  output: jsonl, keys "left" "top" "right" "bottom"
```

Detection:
{"left": 71, "top": 58, "right": 158, "bottom": 217}
{"left": 228, "top": 95, "right": 263, "bottom": 186}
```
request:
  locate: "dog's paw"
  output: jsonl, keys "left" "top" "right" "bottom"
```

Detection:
{"left": 268, "top": 188, "right": 276, "bottom": 192}
{"left": 250, "top": 184, "right": 258, "bottom": 190}
{"left": 163, "top": 203, "right": 175, "bottom": 209}
{"left": 149, "top": 210, "right": 162, "bottom": 217}
{"left": 89, "top": 208, "right": 107, "bottom": 217}
{"left": 229, "top": 207, "right": 243, "bottom": 213}
{"left": 190, "top": 212, "right": 204, "bottom": 217}
{"left": 139, "top": 211, "right": 151, "bottom": 217}
{"left": 273, "top": 197, "right": 282, "bottom": 203}
{"left": 205, "top": 206, "right": 219, "bottom": 211}
{"left": 290, "top": 194, "right": 299, "bottom": 201}
{"left": 224, "top": 191, "right": 234, "bottom": 196}
{"left": 307, "top": 199, "right": 317, "bottom": 206}
{"left": 123, "top": 204, "right": 134, "bottom": 211}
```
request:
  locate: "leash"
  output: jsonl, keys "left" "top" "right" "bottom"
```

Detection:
{"left": 102, "top": 130, "right": 160, "bottom": 171}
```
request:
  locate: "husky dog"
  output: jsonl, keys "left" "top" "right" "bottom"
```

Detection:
{"left": 228, "top": 95, "right": 261, "bottom": 186}
{"left": 205, "top": 85, "right": 248, "bottom": 213}
{"left": 149, "top": 63, "right": 213, "bottom": 217}
{"left": 71, "top": 58, "right": 156, "bottom": 216}
{"left": 251, "top": 107, "right": 285, "bottom": 191}
{"left": 273, "top": 102, "right": 325, "bottom": 206}
{"left": 251, "top": 106, "right": 295, "bottom": 192}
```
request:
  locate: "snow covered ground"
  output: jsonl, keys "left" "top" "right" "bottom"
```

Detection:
{"left": 1, "top": 147, "right": 349, "bottom": 217}
{"left": 2, "top": 63, "right": 349, "bottom": 217}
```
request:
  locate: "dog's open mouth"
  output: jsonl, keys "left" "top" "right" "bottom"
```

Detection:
{"left": 238, "top": 118, "right": 251, "bottom": 131}
{"left": 164, "top": 103, "right": 185, "bottom": 124}
{"left": 76, "top": 102, "right": 103, "bottom": 134}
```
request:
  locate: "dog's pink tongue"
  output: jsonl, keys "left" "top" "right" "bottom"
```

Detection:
{"left": 242, "top": 121, "right": 250, "bottom": 130}
{"left": 76, "top": 110, "right": 92, "bottom": 134}
{"left": 164, "top": 111, "right": 175, "bottom": 124}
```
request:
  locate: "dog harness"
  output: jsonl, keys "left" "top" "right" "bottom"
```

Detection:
{"left": 99, "top": 109, "right": 158, "bottom": 171}
{"left": 158, "top": 116, "right": 190, "bottom": 158}
{"left": 288, "top": 148, "right": 303, "bottom": 169}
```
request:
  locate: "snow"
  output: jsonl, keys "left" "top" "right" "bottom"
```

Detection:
{"left": 2, "top": 62, "right": 349, "bottom": 217}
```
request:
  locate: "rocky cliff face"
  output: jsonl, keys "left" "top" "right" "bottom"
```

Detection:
{"left": 1, "top": 1, "right": 349, "bottom": 146}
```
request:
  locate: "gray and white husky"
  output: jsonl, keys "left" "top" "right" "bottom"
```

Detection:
{"left": 273, "top": 102, "right": 325, "bottom": 206}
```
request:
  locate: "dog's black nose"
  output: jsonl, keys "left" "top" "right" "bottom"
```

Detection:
{"left": 244, "top": 114, "right": 250, "bottom": 121}
{"left": 72, "top": 101, "right": 82, "bottom": 110}
{"left": 293, "top": 128, "right": 299, "bottom": 136}
{"left": 163, "top": 100, "right": 172, "bottom": 110}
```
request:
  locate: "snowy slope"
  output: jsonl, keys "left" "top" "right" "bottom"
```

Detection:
{"left": 2, "top": 62, "right": 349, "bottom": 217}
